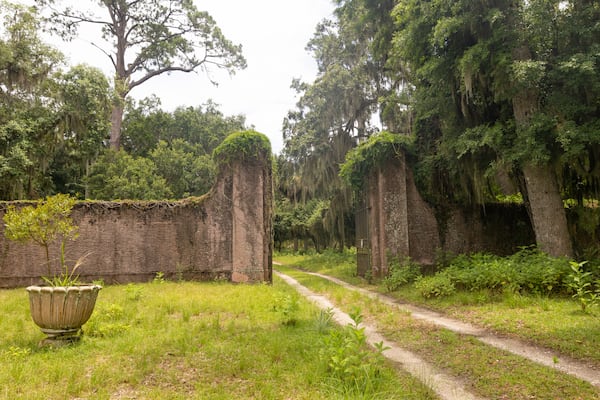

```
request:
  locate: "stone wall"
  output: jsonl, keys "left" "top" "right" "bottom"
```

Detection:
{"left": 0, "top": 155, "right": 272, "bottom": 288}
{"left": 366, "top": 151, "right": 535, "bottom": 276}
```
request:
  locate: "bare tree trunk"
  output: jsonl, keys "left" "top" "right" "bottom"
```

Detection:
{"left": 512, "top": 45, "right": 573, "bottom": 258}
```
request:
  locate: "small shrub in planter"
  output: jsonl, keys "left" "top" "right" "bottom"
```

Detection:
{"left": 3, "top": 194, "right": 101, "bottom": 344}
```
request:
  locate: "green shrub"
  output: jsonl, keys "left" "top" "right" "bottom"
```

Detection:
{"left": 414, "top": 274, "right": 456, "bottom": 298}
{"left": 319, "top": 309, "right": 389, "bottom": 396}
{"left": 213, "top": 130, "right": 271, "bottom": 167}
{"left": 86, "top": 303, "right": 131, "bottom": 338}
{"left": 415, "top": 248, "right": 572, "bottom": 298}
{"left": 272, "top": 293, "right": 300, "bottom": 326}
{"left": 340, "top": 131, "right": 414, "bottom": 191}
{"left": 383, "top": 255, "right": 422, "bottom": 292}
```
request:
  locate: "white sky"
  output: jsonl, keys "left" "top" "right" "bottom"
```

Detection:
{"left": 47, "top": 0, "right": 335, "bottom": 154}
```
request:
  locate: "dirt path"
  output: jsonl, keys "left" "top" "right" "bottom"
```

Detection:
{"left": 274, "top": 264, "right": 600, "bottom": 389}
{"left": 275, "top": 270, "right": 485, "bottom": 400}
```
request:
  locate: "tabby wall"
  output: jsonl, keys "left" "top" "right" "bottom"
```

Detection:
{"left": 0, "top": 159, "right": 272, "bottom": 288}
{"left": 366, "top": 152, "right": 535, "bottom": 276}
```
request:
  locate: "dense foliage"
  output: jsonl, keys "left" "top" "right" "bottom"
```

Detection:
{"left": 340, "top": 131, "right": 414, "bottom": 191}
{"left": 213, "top": 130, "right": 272, "bottom": 167}
{"left": 277, "top": 0, "right": 600, "bottom": 258}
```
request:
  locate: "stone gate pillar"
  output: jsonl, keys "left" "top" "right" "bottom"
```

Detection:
{"left": 229, "top": 158, "right": 273, "bottom": 283}
{"left": 212, "top": 131, "right": 273, "bottom": 283}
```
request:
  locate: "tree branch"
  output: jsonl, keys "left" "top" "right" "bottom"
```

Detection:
{"left": 128, "top": 65, "right": 198, "bottom": 90}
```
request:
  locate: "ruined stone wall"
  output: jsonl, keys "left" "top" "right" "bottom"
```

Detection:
{"left": 0, "top": 156, "right": 272, "bottom": 288}
{"left": 367, "top": 151, "right": 535, "bottom": 273}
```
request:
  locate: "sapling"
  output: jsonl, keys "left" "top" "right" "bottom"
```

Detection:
{"left": 568, "top": 261, "right": 598, "bottom": 312}
{"left": 3, "top": 194, "right": 84, "bottom": 286}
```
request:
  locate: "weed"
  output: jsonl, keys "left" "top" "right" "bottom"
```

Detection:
{"left": 319, "top": 308, "right": 389, "bottom": 396}
{"left": 92, "top": 278, "right": 105, "bottom": 287}
{"left": 272, "top": 293, "right": 300, "bottom": 326}
{"left": 567, "top": 261, "right": 599, "bottom": 313}
{"left": 153, "top": 271, "right": 166, "bottom": 284}
{"left": 414, "top": 274, "right": 456, "bottom": 298}
{"left": 314, "top": 307, "right": 334, "bottom": 333}
{"left": 2, "top": 346, "right": 31, "bottom": 359}
{"left": 86, "top": 303, "right": 130, "bottom": 338}
{"left": 124, "top": 283, "right": 144, "bottom": 301}
{"left": 412, "top": 248, "right": 572, "bottom": 298}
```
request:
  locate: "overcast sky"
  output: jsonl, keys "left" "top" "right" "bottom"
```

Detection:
{"left": 46, "top": 1, "right": 335, "bottom": 154}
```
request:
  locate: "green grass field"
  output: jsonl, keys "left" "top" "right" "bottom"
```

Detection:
{"left": 0, "top": 278, "right": 434, "bottom": 400}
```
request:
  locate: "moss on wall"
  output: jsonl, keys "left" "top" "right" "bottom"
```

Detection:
{"left": 213, "top": 130, "right": 272, "bottom": 167}
{"left": 340, "top": 131, "right": 414, "bottom": 191}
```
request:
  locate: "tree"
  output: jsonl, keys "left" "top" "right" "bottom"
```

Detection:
{"left": 390, "top": 0, "right": 600, "bottom": 257}
{"left": 51, "top": 64, "right": 111, "bottom": 197}
{"left": 0, "top": 1, "right": 63, "bottom": 199}
{"left": 86, "top": 150, "right": 173, "bottom": 200}
{"left": 122, "top": 98, "right": 246, "bottom": 158}
{"left": 120, "top": 95, "right": 172, "bottom": 157}
{"left": 280, "top": 0, "right": 398, "bottom": 251}
{"left": 38, "top": 0, "right": 247, "bottom": 150}
{"left": 149, "top": 139, "right": 215, "bottom": 198}
{"left": 508, "top": 1, "right": 573, "bottom": 258}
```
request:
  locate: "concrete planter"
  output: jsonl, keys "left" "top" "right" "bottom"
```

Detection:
{"left": 26, "top": 285, "right": 101, "bottom": 343}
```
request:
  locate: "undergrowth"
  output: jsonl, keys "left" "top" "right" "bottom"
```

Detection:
{"left": 412, "top": 247, "right": 596, "bottom": 299}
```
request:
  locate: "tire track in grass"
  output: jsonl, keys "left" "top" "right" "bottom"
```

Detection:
{"left": 275, "top": 270, "right": 486, "bottom": 400}
{"left": 293, "top": 268, "right": 600, "bottom": 389}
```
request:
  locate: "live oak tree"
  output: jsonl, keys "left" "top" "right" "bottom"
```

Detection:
{"left": 391, "top": 0, "right": 600, "bottom": 257}
{"left": 37, "top": 0, "right": 247, "bottom": 150}
{"left": 52, "top": 64, "right": 111, "bottom": 198}
{"left": 0, "top": 2, "right": 63, "bottom": 199}
{"left": 280, "top": 0, "right": 397, "bottom": 250}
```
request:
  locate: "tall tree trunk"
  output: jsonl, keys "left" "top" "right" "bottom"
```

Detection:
{"left": 109, "top": 102, "right": 124, "bottom": 151}
{"left": 512, "top": 45, "right": 573, "bottom": 258}
{"left": 521, "top": 164, "right": 573, "bottom": 257}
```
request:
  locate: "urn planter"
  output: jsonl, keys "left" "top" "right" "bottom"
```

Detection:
{"left": 26, "top": 284, "right": 102, "bottom": 343}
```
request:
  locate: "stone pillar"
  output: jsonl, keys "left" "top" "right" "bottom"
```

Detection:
{"left": 367, "top": 150, "right": 441, "bottom": 274}
{"left": 230, "top": 158, "right": 273, "bottom": 283}
{"left": 368, "top": 156, "right": 410, "bottom": 277}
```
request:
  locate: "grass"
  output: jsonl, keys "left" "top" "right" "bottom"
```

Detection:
{"left": 390, "top": 286, "right": 600, "bottom": 364}
{"left": 0, "top": 278, "right": 435, "bottom": 399}
{"left": 275, "top": 249, "right": 600, "bottom": 365}
{"left": 275, "top": 249, "right": 363, "bottom": 284}
{"left": 274, "top": 250, "right": 600, "bottom": 399}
